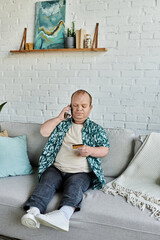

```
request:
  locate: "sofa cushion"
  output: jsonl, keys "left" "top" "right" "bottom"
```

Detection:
{"left": 1, "top": 175, "right": 160, "bottom": 240}
{"left": 77, "top": 189, "right": 160, "bottom": 237}
{"left": 0, "top": 171, "right": 61, "bottom": 211}
{"left": 0, "top": 172, "right": 38, "bottom": 207}
{"left": 102, "top": 128, "right": 135, "bottom": 178}
{"left": 0, "top": 135, "right": 33, "bottom": 177}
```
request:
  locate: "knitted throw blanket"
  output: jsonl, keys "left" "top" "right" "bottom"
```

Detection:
{"left": 103, "top": 132, "right": 160, "bottom": 221}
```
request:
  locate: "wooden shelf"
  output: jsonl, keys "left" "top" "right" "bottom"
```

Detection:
{"left": 10, "top": 48, "right": 107, "bottom": 53}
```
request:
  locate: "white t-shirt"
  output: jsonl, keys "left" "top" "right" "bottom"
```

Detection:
{"left": 54, "top": 123, "right": 91, "bottom": 173}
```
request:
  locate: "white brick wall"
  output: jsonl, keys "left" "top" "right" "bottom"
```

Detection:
{"left": 0, "top": 0, "right": 160, "bottom": 135}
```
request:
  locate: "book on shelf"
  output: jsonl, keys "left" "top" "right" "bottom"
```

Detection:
{"left": 76, "top": 30, "right": 80, "bottom": 48}
{"left": 80, "top": 29, "right": 86, "bottom": 48}
{"left": 76, "top": 29, "right": 86, "bottom": 49}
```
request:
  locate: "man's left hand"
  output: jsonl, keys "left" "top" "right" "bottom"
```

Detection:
{"left": 77, "top": 145, "right": 92, "bottom": 157}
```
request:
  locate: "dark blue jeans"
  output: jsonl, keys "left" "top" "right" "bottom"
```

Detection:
{"left": 24, "top": 166, "right": 92, "bottom": 214}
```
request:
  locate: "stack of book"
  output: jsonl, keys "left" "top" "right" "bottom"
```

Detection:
{"left": 76, "top": 29, "right": 86, "bottom": 49}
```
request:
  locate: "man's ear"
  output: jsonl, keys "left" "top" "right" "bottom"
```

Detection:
{"left": 90, "top": 105, "right": 93, "bottom": 111}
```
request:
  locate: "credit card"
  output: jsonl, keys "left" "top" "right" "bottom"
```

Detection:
{"left": 72, "top": 144, "right": 84, "bottom": 149}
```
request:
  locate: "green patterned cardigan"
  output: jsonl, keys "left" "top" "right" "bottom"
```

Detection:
{"left": 38, "top": 117, "right": 110, "bottom": 190}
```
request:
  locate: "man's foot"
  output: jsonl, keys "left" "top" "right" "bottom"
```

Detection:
{"left": 21, "top": 207, "right": 40, "bottom": 229}
{"left": 36, "top": 210, "right": 69, "bottom": 232}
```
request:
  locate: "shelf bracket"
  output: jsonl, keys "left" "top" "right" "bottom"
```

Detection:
{"left": 19, "top": 28, "right": 27, "bottom": 51}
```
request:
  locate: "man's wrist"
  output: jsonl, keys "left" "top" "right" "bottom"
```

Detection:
{"left": 88, "top": 146, "right": 94, "bottom": 157}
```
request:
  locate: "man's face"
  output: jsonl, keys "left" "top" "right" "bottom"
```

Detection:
{"left": 71, "top": 93, "right": 93, "bottom": 124}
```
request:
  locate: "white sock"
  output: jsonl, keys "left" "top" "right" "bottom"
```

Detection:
{"left": 27, "top": 207, "right": 40, "bottom": 215}
{"left": 60, "top": 205, "right": 75, "bottom": 220}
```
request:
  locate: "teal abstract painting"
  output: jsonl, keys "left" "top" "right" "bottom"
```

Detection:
{"left": 34, "top": 0, "right": 66, "bottom": 49}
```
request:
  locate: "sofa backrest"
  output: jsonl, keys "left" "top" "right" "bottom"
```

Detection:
{"left": 0, "top": 121, "right": 47, "bottom": 167}
{"left": 0, "top": 122, "right": 135, "bottom": 177}
{"left": 102, "top": 128, "right": 135, "bottom": 178}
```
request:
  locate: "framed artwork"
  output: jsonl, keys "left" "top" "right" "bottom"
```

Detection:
{"left": 34, "top": 0, "right": 66, "bottom": 49}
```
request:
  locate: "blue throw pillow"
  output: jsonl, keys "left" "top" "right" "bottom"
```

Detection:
{"left": 0, "top": 135, "right": 33, "bottom": 177}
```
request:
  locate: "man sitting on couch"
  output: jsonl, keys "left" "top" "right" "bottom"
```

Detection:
{"left": 21, "top": 89, "right": 110, "bottom": 232}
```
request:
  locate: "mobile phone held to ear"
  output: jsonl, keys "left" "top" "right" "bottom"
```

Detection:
{"left": 64, "top": 104, "right": 72, "bottom": 119}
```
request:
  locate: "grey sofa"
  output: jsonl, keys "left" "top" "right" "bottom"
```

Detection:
{"left": 0, "top": 121, "right": 160, "bottom": 240}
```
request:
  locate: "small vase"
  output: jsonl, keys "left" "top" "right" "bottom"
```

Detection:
{"left": 64, "top": 37, "right": 75, "bottom": 48}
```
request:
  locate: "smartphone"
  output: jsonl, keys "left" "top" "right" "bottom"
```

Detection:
{"left": 64, "top": 104, "right": 72, "bottom": 119}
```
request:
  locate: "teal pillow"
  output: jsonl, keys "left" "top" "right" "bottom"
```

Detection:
{"left": 0, "top": 135, "right": 33, "bottom": 177}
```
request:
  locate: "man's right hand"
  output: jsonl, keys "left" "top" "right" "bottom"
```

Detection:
{"left": 40, "top": 105, "right": 71, "bottom": 137}
{"left": 58, "top": 105, "right": 71, "bottom": 121}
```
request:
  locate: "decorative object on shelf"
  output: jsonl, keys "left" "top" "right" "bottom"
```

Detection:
{"left": 34, "top": 0, "right": 66, "bottom": 49}
{"left": 28, "top": 43, "right": 34, "bottom": 50}
{"left": 85, "top": 34, "right": 92, "bottom": 48}
{"left": 0, "top": 102, "right": 7, "bottom": 113}
{"left": 79, "top": 29, "right": 86, "bottom": 48}
{"left": 64, "top": 37, "right": 75, "bottom": 48}
{"left": 19, "top": 28, "right": 27, "bottom": 51}
{"left": 25, "top": 43, "right": 34, "bottom": 50}
{"left": 67, "top": 21, "right": 76, "bottom": 37}
{"left": 24, "top": 43, "right": 29, "bottom": 50}
{"left": 76, "top": 29, "right": 80, "bottom": 48}
{"left": 19, "top": 28, "right": 34, "bottom": 51}
{"left": 92, "top": 23, "right": 99, "bottom": 49}
{"left": 64, "top": 21, "right": 75, "bottom": 48}
{"left": 76, "top": 28, "right": 86, "bottom": 49}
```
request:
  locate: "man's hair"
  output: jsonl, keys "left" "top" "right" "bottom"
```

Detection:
{"left": 71, "top": 89, "right": 92, "bottom": 105}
